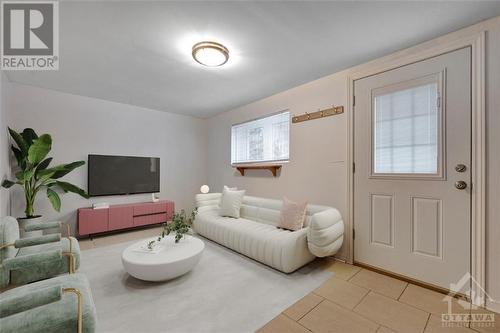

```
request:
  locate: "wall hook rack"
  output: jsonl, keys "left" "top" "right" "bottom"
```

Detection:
{"left": 292, "top": 105, "right": 344, "bottom": 124}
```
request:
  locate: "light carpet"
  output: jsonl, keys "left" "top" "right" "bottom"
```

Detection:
{"left": 80, "top": 235, "right": 332, "bottom": 333}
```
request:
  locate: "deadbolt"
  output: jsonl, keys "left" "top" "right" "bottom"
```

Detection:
{"left": 455, "top": 164, "right": 467, "bottom": 172}
{"left": 455, "top": 181, "right": 467, "bottom": 190}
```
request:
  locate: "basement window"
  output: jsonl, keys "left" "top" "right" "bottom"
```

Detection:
{"left": 231, "top": 111, "right": 290, "bottom": 165}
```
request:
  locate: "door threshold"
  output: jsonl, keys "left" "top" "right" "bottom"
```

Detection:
{"left": 353, "top": 261, "right": 470, "bottom": 302}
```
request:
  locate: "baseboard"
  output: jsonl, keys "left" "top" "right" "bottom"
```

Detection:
{"left": 353, "top": 261, "right": 470, "bottom": 300}
{"left": 332, "top": 255, "right": 348, "bottom": 263}
{"left": 486, "top": 299, "right": 500, "bottom": 314}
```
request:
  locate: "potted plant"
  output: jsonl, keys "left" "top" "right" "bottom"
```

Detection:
{"left": 162, "top": 209, "right": 198, "bottom": 242}
{"left": 147, "top": 209, "right": 198, "bottom": 249}
{"left": 1, "top": 127, "right": 89, "bottom": 236}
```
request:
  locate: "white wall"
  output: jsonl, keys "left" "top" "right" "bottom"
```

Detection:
{"left": 0, "top": 72, "right": 11, "bottom": 217}
{"left": 207, "top": 18, "right": 500, "bottom": 309}
{"left": 6, "top": 83, "right": 207, "bottom": 235}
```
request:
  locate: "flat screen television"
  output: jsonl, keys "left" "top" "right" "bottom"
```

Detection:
{"left": 88, "top": 154, "right": 160, "bottom": 197}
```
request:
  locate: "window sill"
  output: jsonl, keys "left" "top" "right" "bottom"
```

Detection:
{"left": 232, "top": 163, "right": 283, "bottom": 177}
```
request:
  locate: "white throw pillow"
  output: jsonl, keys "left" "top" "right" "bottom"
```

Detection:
{"left": 219, "top": 189, "right": 245, "bottom": 218}
{"left": 223, "top": 185, "right": 237, "bottom": 191}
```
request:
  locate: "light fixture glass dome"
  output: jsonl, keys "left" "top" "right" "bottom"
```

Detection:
{"left": 200, "top": 185, "right": 210, "bottom": 194}
{"left": 192, "top": 41, "right": 229, "bottom": 67}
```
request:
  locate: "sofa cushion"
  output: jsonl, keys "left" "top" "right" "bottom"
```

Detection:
{"left": 219, "top": 189, "right": 245, "bottom": 218}
{"left": 278, "top": 197, "right": 307, "bottom": 231}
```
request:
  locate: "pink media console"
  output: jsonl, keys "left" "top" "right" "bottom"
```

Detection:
{"left": 78, "top": 200, "right": 174, "bottom": 236}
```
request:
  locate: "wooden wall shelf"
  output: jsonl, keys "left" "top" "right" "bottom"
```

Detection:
{"left": 234, "top": 164, "right": 282, "bottom": 177}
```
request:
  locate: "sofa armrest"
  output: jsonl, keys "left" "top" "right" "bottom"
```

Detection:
{"left": 2, "top": 250, "right": 62, "bottom": 270}
{"left": 0, "top": 285, "right": 62, "bottom": 318}
{"left": 307, "top": 209, "right": 344, "bottom": 257}
{"left": 14, "top": 234, "right": 61, "bottom": 248}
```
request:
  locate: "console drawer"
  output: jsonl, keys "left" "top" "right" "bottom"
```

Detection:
{"left": 133, "top": 203, "right": 166, "bottom": 216}
{"left": 133, "top": 213, "right": 167, "bottom": 226}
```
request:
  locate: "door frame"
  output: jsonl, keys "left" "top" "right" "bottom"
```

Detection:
{"left": 346, "top": 31, "right": 486, "bottom": 306}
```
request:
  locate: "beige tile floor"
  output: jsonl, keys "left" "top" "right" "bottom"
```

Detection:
{"left": 258, "top": 261, "right": 500, "bottom": 333}
{"left": 81, "top": 229, "right": 498, "bottom": 333}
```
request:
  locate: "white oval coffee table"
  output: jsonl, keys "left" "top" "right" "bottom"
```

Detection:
{"left": 121, "top": 235, "right": 204, "bottom": 281}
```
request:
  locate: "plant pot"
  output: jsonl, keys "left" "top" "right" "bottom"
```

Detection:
{"left": 17, "top": 216, "right": 43, "bottom": 238}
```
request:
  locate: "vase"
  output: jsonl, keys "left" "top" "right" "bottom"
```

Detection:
{"left": 17, "top": 216, "right": 44, "bottom": 238}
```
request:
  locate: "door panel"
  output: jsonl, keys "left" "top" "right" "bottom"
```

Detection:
{"left": 354, "top": 47, "right": 471, "bottom": 291}
{"left": 370, "top": 193, "right": 394, "bottom": 247}
{"left": 410, "top": 196, "right": 442, "bottom": 258}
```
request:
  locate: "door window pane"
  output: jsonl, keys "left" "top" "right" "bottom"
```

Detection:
{"left": 373, "top": 82, "right": 439, "bottom": 174}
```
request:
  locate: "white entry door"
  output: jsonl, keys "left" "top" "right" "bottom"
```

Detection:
{"left": 354, "top": 47, "right": 471, "bottom": 290}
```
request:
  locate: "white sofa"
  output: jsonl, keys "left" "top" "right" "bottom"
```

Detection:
{"left": 194, "top": 193, "right": 344, "bottom": 273}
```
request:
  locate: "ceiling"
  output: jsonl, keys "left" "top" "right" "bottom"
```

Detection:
{"left": 5, "top": 1, "right": 500, "bottom": 118}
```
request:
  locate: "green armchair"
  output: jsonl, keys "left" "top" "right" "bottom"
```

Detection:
{"left": 0, "top": 271, "right": 97, "bottom": 333}
{"left": 0, "top": 216, "right": 81, "bottom": 288}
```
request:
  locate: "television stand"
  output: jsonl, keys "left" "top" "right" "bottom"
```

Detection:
{"left": 78, "top": 200, "right": 174, "bottom": 237}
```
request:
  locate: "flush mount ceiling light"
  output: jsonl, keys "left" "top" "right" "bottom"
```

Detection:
{"left": 192, "top": 41, "right": 229, "bottom": 67}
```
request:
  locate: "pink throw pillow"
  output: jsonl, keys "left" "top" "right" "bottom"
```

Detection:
{"left": 278, "top": 197, "right": 308, "bottom": 231}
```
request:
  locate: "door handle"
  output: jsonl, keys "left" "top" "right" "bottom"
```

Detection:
{"left": 455, "top": 181, "right": 467, "bottom": 190}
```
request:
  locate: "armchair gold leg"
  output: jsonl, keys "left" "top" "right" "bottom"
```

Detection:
{"left": 65, "top": 224, "right": 72, "bottom": 238}
{"left": 63, "top": 252, "right": 76, "bottom": 274}
{"left": 62, "top": 287, "right": 83, "bottom": 333}
{"left": 64, "top": 223, "right": 73, "bottom": 254}
{"left": 63, "top": 224, "right": 75, "bottom": 274}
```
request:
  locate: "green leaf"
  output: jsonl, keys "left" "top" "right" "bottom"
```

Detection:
{"left": 1, "top": 179, "right": 16, "bottom": 188}
{"left": 51, "top": 161, "right": 85, "bottom": 179}
{"left": 28, "top": 134, "right": 52, "bottom": 165}
{"left": 21, "top": 128, "right": 38, "bottom": 146}
{"left": 52, "top": 181, "right": 89, "bottom": 199}
{"left": 35, "top": 157, "right": 53, "bottom": 177}
{"left": 46, "top": 188, "right": 61, "bottom": 212}
{"left": 8, "top": 127, "right": 29, "bottom": 155}
{"left": 11, "top": 145, "right": 26, "bottom": 170}
{"left": 38, "top": 161, "right": 85, "bottom": 179}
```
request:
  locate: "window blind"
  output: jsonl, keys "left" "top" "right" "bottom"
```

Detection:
{"left": 231, "top": 111, "right": 290, "bottom": 164}
{"left": 373, "top": 82, "right": 439, "bottom": 174}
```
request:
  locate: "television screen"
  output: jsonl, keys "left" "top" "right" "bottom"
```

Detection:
{"left": 88, "top": 155, "right": 160, "bottom": 196}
